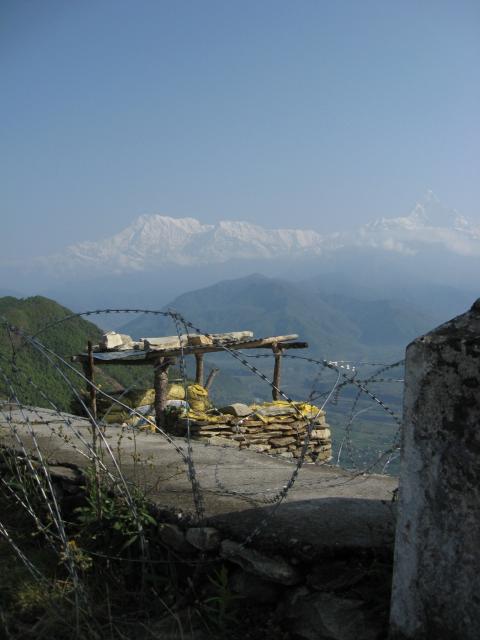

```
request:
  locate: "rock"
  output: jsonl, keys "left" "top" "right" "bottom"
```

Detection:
{"left": 205, "top": 436, "right": 240, "bottom": 448}
{"left": 211, "top": 331, "right": 254, "bottom": 343}
{"left": 100, "top": 331, "right": 134, "bottom": 350}
{"left": 307, "top": 561, "right": 366, "bottom": 592}
{"left": 230, "top": 568, "right": 280, "bottom": 604}
{"left": 282, "top": 585, "right": 310, "bottom": 608}
{"left": 250, "top": 431, "right": 283, "bottom": 439}
{"left": 265, "top": 423, "right": 298, "bottom": 431}
{"left": 280, "top": 591, "right": 375, "bottom": 640}
{"left": 249, "top": 444, "right": 271, "bottom": 452}
{"left": 187, "top": 334, "right": 213, "bottom": 346}
{"left": 243, "top": 420, "right": 270, "bottom": 427}
{"left": 185, "top": 527, "right": 221, "bottom": 551}
{"left": 313, "top": 443, "right": 332, "bottom": 452}
{"left": 195, "top": 428, "right": 234, "bottom": 437}
{"left": 220, "top": 403, "right": 252, "bottom": 418}
{"left": 310, "top": 428, "right": 331, "bottom": 440}
{"left": 100, "top": 331, "right": 124, "bottom": 350}
{"left": 255, "top": 405, "right": 297, "bottom": 417}
{"left": 220, "top": 540, "right": 300, "bottom": 586}
{"left": 194, "top": 423, "right": 234, "bottom": 431}
{"left": 158, "top": 523, "right": 195, "bottom": 553}
{"left": 143, "top": 335, "right": 186, "bottom": 350}
{"left": 48, "top": 464, "right": 85, "bottom": 485}
{"left": 269, "top": 436, "right": 296, "bottom": 447}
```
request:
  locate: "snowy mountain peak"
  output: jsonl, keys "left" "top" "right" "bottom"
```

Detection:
{"left": 409, "top": 190, "right": 469, "bottom": 230}
{"left": 365, "top": 190, "right": 472, "bottom": 234}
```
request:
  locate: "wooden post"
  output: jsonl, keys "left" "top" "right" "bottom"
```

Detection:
{"left": 205, "top": 367, "right": 219, "bottom": 392}
{"left": 195, "top": 353, "right": 204, "bottom": 386}
{"left": 272, "top": 344, "right": 283, "bottom": 401}
{"left": 87, "top": 341, "right": 97, "bottom": 421}
{"left": 154, "top": 357, "right": 171, "bottom": 429}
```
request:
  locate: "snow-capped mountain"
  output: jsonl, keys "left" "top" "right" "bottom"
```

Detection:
{"left": 350, "top": 190, "right": 480, "bottom": 256}
{"left": 33, "top": 191, "right": 480, "bottom": 276}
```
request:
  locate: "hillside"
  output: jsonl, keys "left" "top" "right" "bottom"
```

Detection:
{"left": 0, "top": 296, "right": 150, "bottom": 412}
{"left": 121, "top": 273, "right": 436, "bottom": 358}
{"left": 119, "top": 273, "right": 435, "bottom": 406}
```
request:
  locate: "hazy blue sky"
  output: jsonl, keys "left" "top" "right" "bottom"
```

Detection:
{"left": 1, "top": 0, "right": 479, "bottom": 259}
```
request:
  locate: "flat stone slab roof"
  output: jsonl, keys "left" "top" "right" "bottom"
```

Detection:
{"left": 0, "top": 406, "right": 398, "bottom": 556}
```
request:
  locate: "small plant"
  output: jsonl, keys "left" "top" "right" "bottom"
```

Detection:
{"left": 202, "top": 565, "right": 244, "bottom": 637}
{"left": 74, "top": 467, "right": 156, "bottom": 554}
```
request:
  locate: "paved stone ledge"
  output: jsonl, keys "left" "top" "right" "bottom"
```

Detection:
{"left": 0, "top": 406, "right": 397, "bottom": 556}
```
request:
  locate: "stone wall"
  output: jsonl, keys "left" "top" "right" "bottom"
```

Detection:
{"left": 172, "top": 411, "right": 332, "bottom": 463}
{"left": 0, "top": 446, "right": 389, "bottom": 640}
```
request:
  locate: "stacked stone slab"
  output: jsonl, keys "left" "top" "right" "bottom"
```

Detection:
{"left": 173, "top": 410, "right": 332, "bottom": 463}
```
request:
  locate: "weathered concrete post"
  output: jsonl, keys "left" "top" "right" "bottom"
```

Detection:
{"left": 390, "top": 300, "right": 480, "bottom": 639}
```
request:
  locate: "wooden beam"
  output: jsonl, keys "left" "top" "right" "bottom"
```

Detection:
{"left": 272, "top": 343, "right": 283, "bottom": 401}
{"left": 72, "top": 337, "right": 309, "bottom": 367}
{"left": 153, "top": 357, "right": 173, "bottom": 429}
{"left": 279, "top": 341, "right": 308, "bottom": 350}
{"left": 82, "top": 341, "right": 98, "bottom": 421}
{"left": 145, "top": 334, "right": 300, "bottom": 356}
{"left": 205, "top": 367, "right": 219, "bottom": 392}
{"left": 195, "top": 353, "right": 204, "bottom": 386}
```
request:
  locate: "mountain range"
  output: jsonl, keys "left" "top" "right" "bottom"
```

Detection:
{"left": 28, "top": 191, "right": 479, "bottom": 278}
{"left": 3, "top": 191, "right": 477, "bottom": 324}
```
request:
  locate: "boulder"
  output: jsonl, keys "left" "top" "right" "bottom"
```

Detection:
{"left": 220, "top": 403, "right": 252, "bottom": 418}
{"left": 280, "top": 591, "right": 375, "bottom": 640}
{"left": 185, "top": 527, "right": 221, "bottom": 552}
{"left": 221, "top": 540, "right": 300, "bottom": 586}
{"left": 158, "top": 523, "right": 195, "bottom": 553}
{"left": 230, "top": 568, "right": 280, "bottom": 604}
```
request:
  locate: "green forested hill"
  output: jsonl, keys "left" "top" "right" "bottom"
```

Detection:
{"left": 0, "top": 295, "right": 102, "bottom": 354}
{"left": 121, "top": 273, "right": 436, "bottom": 359}
{"left": 0, "top": 296, "right": 150, "bottom": 412}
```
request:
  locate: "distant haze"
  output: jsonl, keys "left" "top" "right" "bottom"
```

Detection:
{"left": 0, "top": 191, "right": 477, "bottom": 322}
{"left": 1, "top": 1, "right": 479, "bottom": 261}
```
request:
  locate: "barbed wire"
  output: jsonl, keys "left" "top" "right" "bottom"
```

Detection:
{"left": 0, "top": 306, "right": 403, "bottom": 559}
{"left": 170, "top": 310, "right": 205, "bottom": 522}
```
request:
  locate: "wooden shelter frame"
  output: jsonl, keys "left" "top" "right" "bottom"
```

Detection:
{"left": 74, "top": 334, "right": 307, "bottom": 428}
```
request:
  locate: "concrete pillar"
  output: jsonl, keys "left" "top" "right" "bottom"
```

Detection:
{"left": 390, "top": 300, "right": 480, "bottom": 639}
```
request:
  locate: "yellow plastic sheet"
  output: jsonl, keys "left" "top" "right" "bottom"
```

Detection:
{"left": 167, "top": 384, "right": 186, "bottom": 400}
{"left": 186, "top": 384, "right": 209, "bottom": 412}
{"left": 250, "top": 400, "right": 324, "bottom": 423}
